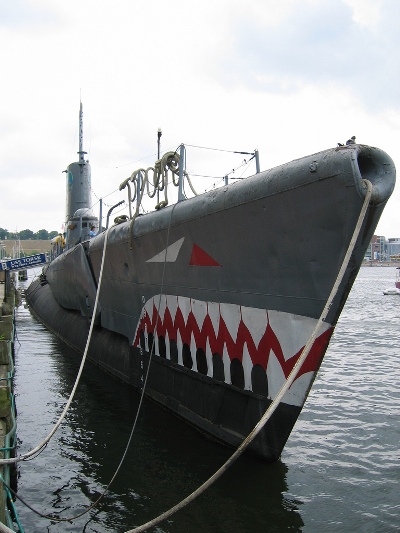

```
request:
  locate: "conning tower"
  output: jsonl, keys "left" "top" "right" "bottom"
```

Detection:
{"left": 65, "top": 102, "right": 98, "bottom": 247}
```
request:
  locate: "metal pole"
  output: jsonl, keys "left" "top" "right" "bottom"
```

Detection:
{"left": 5, "top": 270, "right": 11, "bottom": 300}
{"left": 254, "top": 149, "right": 260, "bottom": 173}
{"left": 137, "top": 171, "right": 142, "bottom": 213}
{"left": 178, "top": 144, "right": 185, "bottom": 202}
{"left": 99, "top": 198, "right": 103, "bottom": 232}
{"left": 157, "top": 129, "right": 162, "bottom": 204}
{"left": 157, "top": 128, "right": 162, "bottom": 159}
{"left": 79, "top": 215, "right": 83, "bottom": 242}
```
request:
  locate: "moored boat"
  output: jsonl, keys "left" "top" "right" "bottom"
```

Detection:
{"left": 25, "top": 105, "right": 396, "bottom": 460}
{"left": 383, "top": 287, "right": 400, "bottom": 295}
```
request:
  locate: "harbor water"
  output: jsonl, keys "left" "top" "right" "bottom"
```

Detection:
{"left": 12, "top": 267, "right": 400, "bottom": 532}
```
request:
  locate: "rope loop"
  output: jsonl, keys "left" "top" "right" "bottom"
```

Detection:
{"left": 119, "top": 149, "right": 195, "bottom": 221}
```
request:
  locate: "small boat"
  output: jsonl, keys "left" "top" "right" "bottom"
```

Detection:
{"left": 383, "top": 267, "right": 400, "bottom": 294}
{"left": 383, "top": 287, "right": 400, "bottom": 295}
{"left": 25, "top": 104, "right": 396, "bottom": 460}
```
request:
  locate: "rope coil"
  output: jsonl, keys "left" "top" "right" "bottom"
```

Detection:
{"left": 120, "top": 151, "right": 181, "bottom": 216}
{"left": 120, "top": 149, "right": 198, "bottom": 220}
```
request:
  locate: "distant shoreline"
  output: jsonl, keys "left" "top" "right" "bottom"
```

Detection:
{"left": 2, "top": 239, "right": 52, "bottom": 256}
{"left": 2, "top": 241, "right": 400, "bottom": 268}
{"left": 362, "top": 262, "right": 400, "bottom": 268}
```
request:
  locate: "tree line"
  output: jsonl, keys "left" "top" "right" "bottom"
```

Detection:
{"left": 0, "top": 228, "right": 59, "bottom": 240}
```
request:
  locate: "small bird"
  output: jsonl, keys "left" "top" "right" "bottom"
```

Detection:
{"left": 346, "top": 136, "right": 356, "bottom": 145}
{"left": 337, "top": 143, "right": 344, "bottom": 147}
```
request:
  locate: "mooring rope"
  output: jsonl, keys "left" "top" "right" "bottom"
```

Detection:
{"left": 0, "top": 230, "right": 110, "bottom": 466}
{"left": 0, "top": 179, "right": 373, "bottom": 529}
{"left": 0, "top": 205, "right": 177, "bottom": 525}
{"left": 124, "top": 179, "right": 373, "bottom": 533}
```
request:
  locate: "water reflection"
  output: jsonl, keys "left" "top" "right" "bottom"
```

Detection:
{"left": 14, "top": 288, "right": 303, "bottom": 532}
{"left": 14, "top": 267, "right": 400, "bottom": 532}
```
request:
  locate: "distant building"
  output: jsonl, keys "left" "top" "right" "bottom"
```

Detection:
{"left": 366, "top": 235, "right": 386, "bottom": 261}
{"left": 365, "top": 235, "right": 400, "bottom": 261}
{"left": 387, "top": 238, "right": 400, "bottom": 260}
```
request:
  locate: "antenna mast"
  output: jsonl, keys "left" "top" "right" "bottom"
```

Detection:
{"left": 78, "top": 101, "right": 87, "bottom": 163}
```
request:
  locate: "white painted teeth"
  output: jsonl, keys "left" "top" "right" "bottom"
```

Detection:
{"left": 191, "top": 299, "right": 208, "bottom": 330}
{"left": 207, "top": 301, "right": 220, "bottom": 337}
{"left": 220, "top": 303, "right": 241, "bottom": 343}
{"left": 166, "top": 295, "right": 179, "bottom": 322}
{"left": 177, "top": 295, "right": 191, "bottom": 325}
{"left": 241, "top": 306, "right": 268, "bottom": 348}
{"left": 134, "top": 295, "right": 331, "bottom": 407}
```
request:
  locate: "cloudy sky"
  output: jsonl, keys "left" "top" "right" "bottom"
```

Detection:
{"left": 0, "top": 0, "right": 399, "bottom": 237}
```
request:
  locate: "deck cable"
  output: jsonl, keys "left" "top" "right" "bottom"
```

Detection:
{"left": 124, "top": 179, "right": 373, "bottom": 533}
{"left": 0, "top": 230, "right": 110, "bottom": 466}
{"left": 0, "top": 205, "right": 177, "bottom": 524}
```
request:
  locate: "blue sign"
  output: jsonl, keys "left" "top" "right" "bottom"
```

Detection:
{"left": 0, "top": 253, "right": 48, "bottom": 271}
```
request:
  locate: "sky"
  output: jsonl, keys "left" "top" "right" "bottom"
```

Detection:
{"left": 0, "top": 0, "right": 399, "bottom": 237}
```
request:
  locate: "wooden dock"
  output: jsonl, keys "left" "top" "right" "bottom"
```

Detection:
{"left": 0, "top": 272, "right": 20, "bottom": 532}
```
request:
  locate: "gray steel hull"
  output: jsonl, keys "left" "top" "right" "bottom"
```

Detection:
{"left": 26, "top": 144, "right": 395, "bottom": 460}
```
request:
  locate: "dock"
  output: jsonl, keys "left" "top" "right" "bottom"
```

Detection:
{"left": 0, "top": 270, "right": 22, "bottom": 532}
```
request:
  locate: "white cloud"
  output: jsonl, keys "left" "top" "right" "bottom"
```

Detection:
{"left": 221, "top": 0, "right": 400, "bottom": 111}
{"left": 345, "top": 0, "right": 384, "bottom": 30}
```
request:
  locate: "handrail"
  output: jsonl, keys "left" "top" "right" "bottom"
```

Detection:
{"left": 106, "top": 200, "right": 125, "bottom": 229}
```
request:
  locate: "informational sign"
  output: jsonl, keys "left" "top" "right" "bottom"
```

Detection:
{"left": 0, "top": 253, "right": 48, "bottom": 271}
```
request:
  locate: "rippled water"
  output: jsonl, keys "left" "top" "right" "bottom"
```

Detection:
{"left": 12, "top": 267, "right": 400, "bottom": 532}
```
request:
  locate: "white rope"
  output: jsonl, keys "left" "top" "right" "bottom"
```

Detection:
{"left": 0, "top": 231, "right": 109, "bottom": 465}
{"left": 0, "top": 521, "right": 15, "bottom": 533}
{"left": 7, "top": 205, "right": 178, "bottom": 525}
{"left": 125, "top": 180, "right": 373, "bottom": 533}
